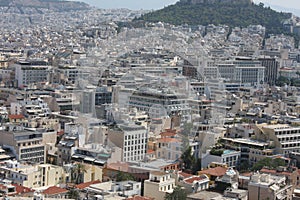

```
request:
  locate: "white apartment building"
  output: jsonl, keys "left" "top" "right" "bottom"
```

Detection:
{"left": 201, "top": 149, "right": 241, "bottom": 168}
{"left": 144, "top": 171, "right": 176, "bottom": 200}
{"left": 14, "top": 61, "right": 52, "bottom": 87}
{"left": 108, "top": 123, "right": 147, "bottom": 162}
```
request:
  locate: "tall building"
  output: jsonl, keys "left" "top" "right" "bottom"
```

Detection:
{"left": 258, "top": 57, "right": 279, "bottom": 85}
{"left": 108, "top": 123, "right": 147, "bottom": 162}
{"left": 204, "top": 58, "right": 265, "bottom": 86}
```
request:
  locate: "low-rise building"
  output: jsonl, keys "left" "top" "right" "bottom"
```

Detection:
{"left": 177, "top": 174, "right": 210, "bottom": 194}
{"left": 201, "top": 149, "right": 240, "bottom": 168}
{"left": 0, "top": 160, "right": 65, "bottom": 189}
{"left": 144, "top": 171, "right": 176, "bottom": 200}
{"left": 248, "top": 172, "right": 293, "bottom": 200}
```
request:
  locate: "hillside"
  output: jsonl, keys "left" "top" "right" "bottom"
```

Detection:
{"left": 138, "top": 0, "right": 292, "bottom": 35}
{"left": 0, "top": 0, "right": 90, "bottom": 12}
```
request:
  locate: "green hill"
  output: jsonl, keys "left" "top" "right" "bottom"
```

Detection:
{"left": 138, "top": 0, "right": 292, "bottom": 35}
{"left": 0, "top": 0, "right": 90, "bottom": 12}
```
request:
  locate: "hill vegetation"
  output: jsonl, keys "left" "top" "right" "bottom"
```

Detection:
{"left": 138, "top": 0, "right": 292, "bottom": 35}
{"left": 0, "top": 0, "right": 90, "bottom": 12}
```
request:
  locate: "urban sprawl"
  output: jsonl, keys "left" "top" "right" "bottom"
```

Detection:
{"left": 1, "top": 1, "right": 300, "bottom": 200}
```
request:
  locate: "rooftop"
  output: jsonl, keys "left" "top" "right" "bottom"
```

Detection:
{"left": 42, "top": 186, "right": 68, "bottom": 195}
{"left": 199, "top": 167, "right": 228, "bottom": 177}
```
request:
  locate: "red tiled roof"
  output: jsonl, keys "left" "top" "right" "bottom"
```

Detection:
{"left": 42, "top": 186, "right": 68, "bottom": 195}
{"left": 199, "top": 167, "right": 227, "bottom": 177}
{"left": 184, "top": 175, "right": 208, "bottom": 184}
{"left": 126, "top": 195, "right": 154, "bottom": 200}
{"left": 178, "top": 171, "right": 193, "bottom": 179}
{"left": 8, "top": 114, "right": 25, "bottom": 119}
{"left": 75, "top": 180, "right": 101, "bottom": 189}
{"left": 12, "top": 184, "right": 34, "bottom": 194}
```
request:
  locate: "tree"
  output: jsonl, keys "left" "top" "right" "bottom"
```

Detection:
{"left": 191, "top": 158, "right": 202, "bottom": 174}
{"left": 71, "top": 163, "right": 87, "bottom": 184}
{"left": 67, "top": 188, "right": 80, "bottom": 200}
{"left": 181, "top": 147, "right": 195, "bottom": 170}
{"left": 251, "top": 158, "right": 286, "bottom": 171}
{"left": 115, "top": 171, "right": 135, "bottom": 182}
{"left": 164, "top": 186, "right": 187, "bottom": 200}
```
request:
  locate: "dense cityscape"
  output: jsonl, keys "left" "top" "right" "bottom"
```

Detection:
{"left": 0, "top": 0, "right": 300, "bottom": 199}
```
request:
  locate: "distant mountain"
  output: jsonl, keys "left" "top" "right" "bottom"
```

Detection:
{"left": 0, "top": 0, "right": 90, "bottom": 12}
{"left": 138, "top": 0, "right": 292, "bottom": 35}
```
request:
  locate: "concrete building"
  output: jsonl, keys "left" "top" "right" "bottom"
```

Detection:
{"left": 201, "top": 149, "right": 240, "bottom": 169}
{"left": 204, "top": 58, "right": 265, "bottom": 86}
{"left": 222, "top": 138, "right": 272, "bottom": 167}
{"left": 0, "top": 160, "right": 65, "bottom": 189}
{"left": 128, "top": 86, "right": 190, "bottom": 119}
{"left": 64, "top": 162, "right": 103, "bottom": 183}
{"left": 0, "top": 129, "right": 45, "bottom": 163}
{"left": 95, "top": 86, "right": 112, "bottom": 106}
{"left": 108, "top": 123, "right": 147, "bottom": 162}
{"left": 248, "top": 173, "right": 293, "bottom": 200}
{"left": 177, "top": 174, "right": 210, "bottom": 194}
{"left": 144, "top": 171, "right": 176, "bottom": 200}
{"left": 55, "top": 65, "right": 78, "bottom": 84}
{"left": 258, "top": 57, "right": 279, "bottom": 86}
{"left": 110, "top": 181, "right": 142, "bottom": 197}
{"left": 156, "top": 137, "right": 182, "bottom": 161}
{"left": 255, "top": 124, "right": 300, "bottom": 155}
{"left": 14, "top": 61, "right": 51, "bottom": 88}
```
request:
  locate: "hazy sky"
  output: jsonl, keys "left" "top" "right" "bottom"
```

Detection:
{"left": 77, "top": 0, "right": 300, "bottom": 15}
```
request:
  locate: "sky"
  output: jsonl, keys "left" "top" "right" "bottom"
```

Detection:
{"left": 76, "top": 0, "right": 300, "bottom": 16}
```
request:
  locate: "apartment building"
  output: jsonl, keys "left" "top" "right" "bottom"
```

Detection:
{"left": 144, "top": 171, "right": 176, "bottom": 200}
{"left": 128, "top": 86, "right": 190, "bottom": 119}
{"left": 156, "top": 137, "right": 182, "bottom": 161}
{"left": 256, "top": 124, "right": 300, "bottom": 155}
{"left": 248, "top": 173, "right": 293, "bottom": 200}
{"left": 201, "top": 149, "right": 241, "bottom": 169}
{"left": 222, "top": 138, "right": 272, "bottom": 167}
{"left": 55, "top": 65, "right": 78, "bottom": 84}
{"left": 108, "top": 123, "right": 147, "bottom": 162}
{"left": 0, "top": 160, "right": 65, "bottom": 189}
{"left": 14, "top": 61, "right": 51, "bottom": 87}
{"left": 0, "top": 129, "right": 45, "bottom": 163}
